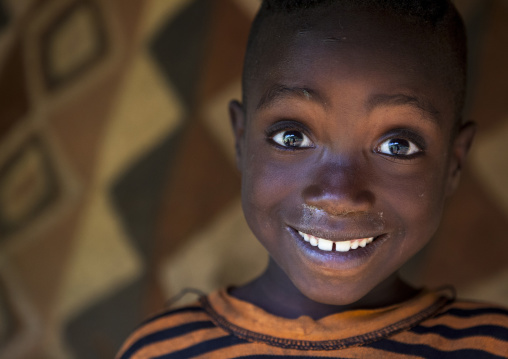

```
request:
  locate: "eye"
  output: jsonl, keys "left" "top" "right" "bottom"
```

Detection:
{"left": 377, "top": 138, "right": 421, "bottom": 157}
{"left": 272, "top": 130, "right": 313, "bottom": 148}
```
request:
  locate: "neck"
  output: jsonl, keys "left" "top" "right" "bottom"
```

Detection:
{"left": 230, "top": 257, "right": 419, "bottom": 319}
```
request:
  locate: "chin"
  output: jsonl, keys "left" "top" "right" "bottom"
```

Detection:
{"left": 296, "top": 280, "right": 374, "bottom": 307}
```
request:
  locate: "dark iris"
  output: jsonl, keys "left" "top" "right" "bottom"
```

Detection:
{"left": 388, "top": 138, "right": 410, "bottom": 155}
{"left": 283, "top": 131, "right": 304, "bottom": 147}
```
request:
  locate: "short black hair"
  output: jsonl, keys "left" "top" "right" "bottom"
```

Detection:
{"left": 242, "top": 0, "right": 467, "bottom": 124}
{"left": 257, "top": 0, "right": 450, "bottom": 19}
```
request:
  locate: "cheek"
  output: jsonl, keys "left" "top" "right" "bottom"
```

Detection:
{"left": 242, "top": 156, "right": 281, "bottom": 211}
{"left": 241, "top": 137, "right": 305, "bottom": 207}
{"left": 240, "top": 144, "right": 312, "bottom": 246}
{"left": 376, "top": 160, "right": 448, "bottom": 246}
{"left": 240, "top": 148, "right": 289, "bottom": 235}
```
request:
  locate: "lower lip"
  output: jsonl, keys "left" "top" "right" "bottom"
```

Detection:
{"left": 287, "top": 227, "right": 388, "bottom": 270}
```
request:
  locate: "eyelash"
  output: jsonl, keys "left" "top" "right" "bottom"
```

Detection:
{"left": 265, "top": 121, "right": 313, "bottom": 151}
{"left": 375, "top": 129, "right": 426, "bottom": 160}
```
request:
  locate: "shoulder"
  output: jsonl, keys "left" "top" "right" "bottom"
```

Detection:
{"left": 115, "top": 300, "right": 230, "bottom": 359}
{"left": 427, "top": 299, "right": 508, "bottom": 329}
{"left": 368, "top": 298, "right": 508, "bottom": 358}
{"left": 405, "top": 299, "right": 508, "bottom": 356}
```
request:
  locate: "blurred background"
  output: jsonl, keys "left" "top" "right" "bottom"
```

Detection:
{"left": 0, "top": 0, "right": 507, "bottom": 358}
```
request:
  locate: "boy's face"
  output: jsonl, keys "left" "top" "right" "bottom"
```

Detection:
{"left": 232, "top": 8, "right": 473, "bottom": 305}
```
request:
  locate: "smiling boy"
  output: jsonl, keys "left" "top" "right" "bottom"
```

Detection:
{"left": 116, "top": 1, "right": 508, "bottom": 358}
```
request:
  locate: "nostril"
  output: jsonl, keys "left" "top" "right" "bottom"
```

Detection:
{"left": 302, "top": 184, "right": 326, "bottom": 201}
{"left": 302, "top": 184, "right": 375, "bottom": 216}
{"left": 354, "top": 190, "right": 375, "bottom": 206}
{"left": 302, "top": 161, "right": 375, "bottom": 214}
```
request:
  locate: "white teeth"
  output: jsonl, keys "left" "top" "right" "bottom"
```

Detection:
{"left": 310, "top": 236, "right": 318, "bottom": 246}
{"left": 317, "top": 238, "right": 333, "bottom": 251}
{"left": 298, "top": 231, "right": 375, "bottom": 252}
{"left": 335, "top": 241, "right": 351, "bottom": 252}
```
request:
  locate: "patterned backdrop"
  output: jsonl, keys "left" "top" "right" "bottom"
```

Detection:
{"left": 0, "top": 0, "right": 506, "bottom": 358}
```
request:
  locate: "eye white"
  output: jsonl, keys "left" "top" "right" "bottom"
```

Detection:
{"left": 272, "top": 130, "right": 313, "bottom": 148}
{"left": 378, "top": 138, "right": 420, "bottom": 156}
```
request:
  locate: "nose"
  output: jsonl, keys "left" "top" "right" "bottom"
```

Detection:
{"left": 302, "top": 160, "right": 375, "bottom": 216}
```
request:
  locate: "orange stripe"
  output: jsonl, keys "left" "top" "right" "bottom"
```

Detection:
{"left": 194, "top": 341, "right": 423, "bottom": 358}
{"left": 422, "top": 313, "right": 508, "bottom": 329}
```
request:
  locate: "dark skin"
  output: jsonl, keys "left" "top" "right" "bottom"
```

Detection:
{"left": 229, "top": 7, "right": 475, "bottom": 320}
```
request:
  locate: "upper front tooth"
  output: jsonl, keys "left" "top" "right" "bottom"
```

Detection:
{"left": 310, "top": 236, "right": 318, "bottom": 246}
{"left": 335, "top": 240, "right": 351, "bottom": 252}
{"left": 317, "top": 238, "right": 333, "bottom": 251}
{"left": 299, "top": 231, "right": 310, "bottom": 242}
{"left": 298, "top": 230, "right": 375, "bottom": 251}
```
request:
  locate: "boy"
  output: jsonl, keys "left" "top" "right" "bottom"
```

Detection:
{"left": 116, "top": 0, "right": 508, "bottom": 357}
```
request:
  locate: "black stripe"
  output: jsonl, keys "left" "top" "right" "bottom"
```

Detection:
{"left": 139, "top": 306, "right": 204, "bottom": 326}
{"left": 155, "top": 334, "right": 246, "bottom": 358}
{"left": 119, "top": 320, "right": 215, "bottom": 359}
{"left": 411, "top": 324, "right": 508, "bottom": 341}
{"left": 436, "top": 307, "right": 508, "bottom": 319}
{"left": 368, "top": 339, "right": 507, "bottom": 359}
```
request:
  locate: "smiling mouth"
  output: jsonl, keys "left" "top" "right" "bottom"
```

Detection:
{"left": 297, "top": 230, "right": 375, "bottom": 252}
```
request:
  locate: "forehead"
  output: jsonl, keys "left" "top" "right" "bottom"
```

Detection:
{"left": 245, "top": 7, "right": 457, "bottom": 125}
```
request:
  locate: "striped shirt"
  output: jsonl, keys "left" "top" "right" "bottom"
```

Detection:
{"left": 116, "top": 288, "right": 508, "bottom": 358}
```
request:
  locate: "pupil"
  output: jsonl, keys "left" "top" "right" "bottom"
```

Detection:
{"left": 388, "top": 139, "right": 410, "bottom": 155}
{"left": 283, "top": 131, "right": 303, "bottom": 147}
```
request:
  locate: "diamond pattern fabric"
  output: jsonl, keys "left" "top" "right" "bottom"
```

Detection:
{"left": 0, "top": 1, "right": 506, "bottom": 358}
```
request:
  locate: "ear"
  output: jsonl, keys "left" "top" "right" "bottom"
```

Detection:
{"left": 446, "top": 121, "right": 476, "bottom": 196}
{"left": 229, "top": 100, "right": 246, "bottom": 171}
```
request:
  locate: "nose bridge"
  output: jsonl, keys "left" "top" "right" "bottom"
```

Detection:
{"left": 302, "top": 153, "right": 374, "bottom": 215}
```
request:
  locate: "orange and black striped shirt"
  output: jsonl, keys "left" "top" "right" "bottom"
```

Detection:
{"left": 116, "top": 288, "right": 508, "bottom": 358}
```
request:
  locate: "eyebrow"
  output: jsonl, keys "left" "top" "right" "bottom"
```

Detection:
{"left": 256, "top": 85, "right": 326, "bottom": 111}
{"left": 256, "top": 85, "right": 440, "bottom": 124}
{"left": 367, "top": 93, "right": 440, "bottom": 124}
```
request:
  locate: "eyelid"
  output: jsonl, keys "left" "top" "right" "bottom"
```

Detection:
{"left": 264, "top": 120, "right": 312, "bottom": 138}
{"left": 378, "top": 129, "right": 426, "bottom": 150}
{"left": 375, "top": 128, "right": 426, "bottom": 159}
{"left": 265, "top": 120, "right": 314, "bottom": 149}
